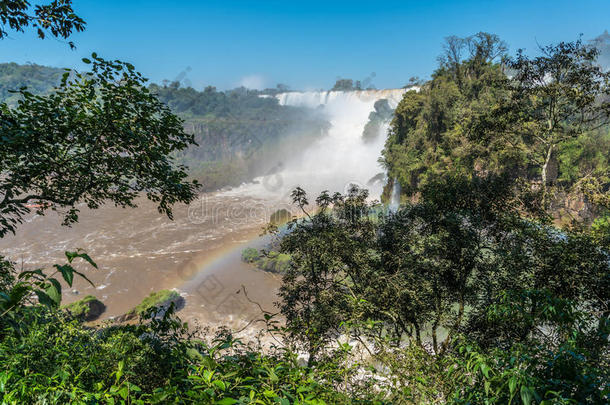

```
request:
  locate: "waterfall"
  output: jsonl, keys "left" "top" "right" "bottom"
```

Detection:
{"left": 389, "top": 178, "right": 401, "bottom": 212}
{"left": 224, "top": 88, "right": 416, "bottom": 201}
{"left": 276, "top": 89, "right": 407, "bottom": 109}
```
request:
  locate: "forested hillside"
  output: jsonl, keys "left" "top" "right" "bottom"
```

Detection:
{"left": 382, "top": 33, "right": 610, "bottom": 223}
{"left": 150, "top": 84, "right": 328, "bottom": 190}
{"left": 0, "top": 63, "right": 63, "bottom": 105}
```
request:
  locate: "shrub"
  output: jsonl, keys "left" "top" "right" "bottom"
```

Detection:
{"left": 241, "top": 248, "right": 291, "bottom": 274}
{"left": 241, "top": 247, "right": 260, "bottom": 263}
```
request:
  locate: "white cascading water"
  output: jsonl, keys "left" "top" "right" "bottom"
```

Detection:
{"left": 224, "top": 89, "right": 409, "bottom": 201}
{"left": 389, "top": 178, "right": 402, "bottom": 211}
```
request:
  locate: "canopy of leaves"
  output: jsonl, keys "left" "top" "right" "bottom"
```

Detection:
{"left": 0, "top": 0, "right": 85, "bottom": 48}
{"left": 274, "top": 178, "right": 610, "bottom": 401}
{"left": 0, "top": 55, "right": 200, "bottom": 237}
{"left": 383, "top": 33, "right": 610, "bottom": 217}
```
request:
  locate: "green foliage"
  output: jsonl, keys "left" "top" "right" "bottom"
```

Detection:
{"left": 0, "top": 1, "right": 85, "bottom": 48}
{"left": 241, "top": 248, "right": 261, "bottom": 263}
{"left": 0, "top": 304, "right": 378, "bottom": 404}
{"left": 61, "top": 295, "right": 105, "bottom": 321}
{"left": 331, "top": 78, "right": 359, "bottom": 91}
{"left": 258, "top": 251, "right": 292, "bottom": 274}
{"left": 152, "top": 84, "right": 329, "bottom": 191}
{"left": 0, "top": 250, "right": 97, "bottom": 336}
{"left": 0, "top": 305, "right": 191, "bottom": 403}
{"left": 1, "top": 20, "right": 609, "bottom": 403}
{"left": 130, "top": 289, "right": 181, "bottom": 317}
{"left": 242, "top": 248, "right": 292, "bottom": 274}
{"left": 383, "top": 33, "right": 610, "bottom": 216}
{"left": 510, "top": 39, "right": 610, "bottom": 191}
{"left": 362, "top": 99, "right": 393, "bottom": 142}
{"left": 274, "top": 179, "right": 609, "bottom": 400}
{"left": 446, "top": 289, "right": 610, "bottom": 404}
{"left": 0, "top": 63, "right": 64, "bottom": 105}
{"left": 0, "top": 65, "right": 329, "bottom": 193}
{"left": 0, "top": 54, "right": 200, "bottom": 237}
{"left": 383, "top": 33, "right": 515, "bottom": 196}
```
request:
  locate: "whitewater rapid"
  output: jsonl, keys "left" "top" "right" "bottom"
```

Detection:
{"left": 225, "top": 88, "right": 409, "bottom": 201}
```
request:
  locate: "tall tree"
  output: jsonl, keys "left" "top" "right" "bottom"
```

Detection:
{"left": 510, "top": 40, "right": 610, "bottom": 194}
{"left": 383, "top": 32, "right": 512, "bottom": 196}
{"left": 0, "top": 1, "right": 200, "bottom": 237}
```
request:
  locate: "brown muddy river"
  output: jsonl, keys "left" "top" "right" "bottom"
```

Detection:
{"left": 0, "top": 192, "right": 292, "bottom": 333}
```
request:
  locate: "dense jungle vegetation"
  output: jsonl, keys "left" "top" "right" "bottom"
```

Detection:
{"left": 382, "top": 32, "right": 610, "bottom": 224}
{"left": 0, "top": 1, "right": 609, "bottom": 403}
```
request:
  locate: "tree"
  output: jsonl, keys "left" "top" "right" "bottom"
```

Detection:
{"left": 277, "top": 175, "right": 609, "bottom": 358}
{"left": 384, "top": 34, "right": 610, "bottom": 218}
{"left": 383, "top": 33, "right": 513, "bottom": 197}
{"left": 277, "top": 178, "right": 519, "bottom": 356}
{"left": 0, "top": 2, "right": 200, "bottom": 237}
{"left": 510, "top": 40, "right": 610, "bottom": 194}
{"left": 438, "top": 32, "right": 507, "bottom": 92}
{"left": 0, "top": 1, "right": 199, "bottom": 321}
{"left": 277, "top": 186, "right": 374, "bottom": 363}
{"left": 331, "top": 78, "right": 355, "bottom": 91}
{"left": 0, "top": 56, "right": 200, "bottom": 237}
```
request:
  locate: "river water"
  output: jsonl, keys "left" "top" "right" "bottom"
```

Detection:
{"left": 0, "top": 193, "right": 287, "bottom": 333}
{"left": 0, "top": 89, "right": 407, "bottom": 334}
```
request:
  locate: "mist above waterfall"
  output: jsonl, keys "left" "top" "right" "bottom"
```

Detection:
{"left": 225, "top": 89, "right": 407, "bottom": 201}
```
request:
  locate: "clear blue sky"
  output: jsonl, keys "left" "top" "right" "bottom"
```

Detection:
{"left": 2, "top": 0, "right": 609, "bottom": 90}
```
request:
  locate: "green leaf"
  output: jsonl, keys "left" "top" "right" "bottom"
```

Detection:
{"left": 55, "top": 264, "right": 74, "bottom": 287}
{"left": 115, "top": 360, "right": 124, "bottom": 384}
{"left": 212, "top": 380, "right": 226, "bottom": 391}
{"left": 118, "top": 386, "right": 128, "bottom": 399}
{"left": 520, "top": 385, "right": 533, "bottom": 405}
{"left": 45, "top": 279, "right": 62, "bottom": 305}
{"left": 73, "top": 270, "right": 96, "bottom": 288}
{"left": 127, "top": 382, "right": 141, "bottom": 392}
{"left": 509, "top": 376, "right": 517, "bottom": 395}
{"left": 35, "top": 290, "right": 56, "bottom": 308}
{"left": 480, "top": 363, "right": 491, "bottom": 378}
{"left": 8, "top": 282, "right": 32, "bottom": 306}
{"left": 82, "top": 58, "right": 91, "bottom": 64}
{"left": 215, "top": 399, "right": 238, "bottom": 405}
{"left": 263, "top": 389, "right": 276, "bottom": 398}
{"left": 77, "top": 252, "right": 98, "bottom": 269}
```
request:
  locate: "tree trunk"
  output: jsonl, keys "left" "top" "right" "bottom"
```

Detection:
{"left": 542, "top": 144, "right": 554, "bottom": 187}
{"left": 414, "top": 322, "right": 422, "bottom": 346}
{"left": 432, "top": 295, "right": 442, "bottom": 354}
{"left": 441, "top": 297, "right": 465, "bottom": 353}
